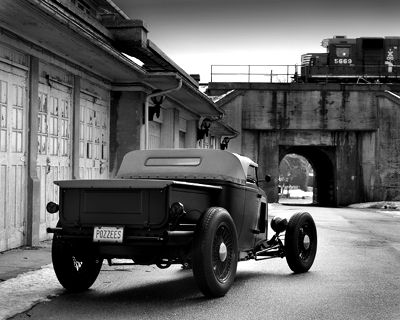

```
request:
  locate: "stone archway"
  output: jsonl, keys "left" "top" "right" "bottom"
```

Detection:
{"left": 279, "top": 146, "right": 336, "bottom": 207}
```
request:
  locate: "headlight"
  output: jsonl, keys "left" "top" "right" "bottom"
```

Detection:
{"left": 270, "top": 216, "right": 287, "bottom": 234}
{"left": 46, "top": 201, "right": 59, "bottom": 214}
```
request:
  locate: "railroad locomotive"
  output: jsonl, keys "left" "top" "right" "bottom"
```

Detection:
{"left": 300, "top": 36, "right": 400, "bottom": 83}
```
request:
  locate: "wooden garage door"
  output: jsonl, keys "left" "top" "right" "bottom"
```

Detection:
{"left": 37, "top": 67, "right": 72, "bottom": 239}
{"left": 79, "top": 91, "right": 109, "bottom": 179}
{"left": 0, "top": 60, "right": 28, "bottom": 251}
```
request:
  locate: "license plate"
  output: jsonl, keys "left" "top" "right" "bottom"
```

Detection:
{"left": 93, "top": 226, "right": 124, "bottom": 243}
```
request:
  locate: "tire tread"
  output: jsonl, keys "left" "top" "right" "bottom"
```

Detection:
{"left": 192, "top": 207, "right": 238, "bottom": 297}
{"left": 285, "top": 211, "right": 317, "bottom": 273}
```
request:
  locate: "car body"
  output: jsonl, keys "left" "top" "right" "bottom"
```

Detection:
{"left": 47, "top": 148, "right": 317, "bottom": 297}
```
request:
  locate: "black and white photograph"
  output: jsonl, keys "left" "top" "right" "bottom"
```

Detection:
{"left": 0, "top": 1, "right": 399, "bottom": 319}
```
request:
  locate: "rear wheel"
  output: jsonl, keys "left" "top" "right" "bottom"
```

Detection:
{"left": 52, "top": 234, "right": 103, "bottom": 292}
{"left": 192, "top": 207, "right": 238, "bottom": 297}
{"left": 285, "top": 212, "right": 317, "bottom": 273}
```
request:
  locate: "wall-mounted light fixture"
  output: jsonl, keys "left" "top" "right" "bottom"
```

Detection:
{"left": 197, "top": 118, "right": 212, "bottom": 140}
{"left": 148, "top": 89, "right": 166, "bottom": 120}
{"left": 221, "top": 137, "right": 231, "bottom": 150}
{"left": 143, "top": 74, "right": 182, "bottom": 150}
{"left": 220, "top": 135, "right": 238, "bottom": 150}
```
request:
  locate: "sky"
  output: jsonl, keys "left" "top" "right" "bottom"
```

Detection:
{"left": 112, "top": 0, "right": 400, "bottom": 83}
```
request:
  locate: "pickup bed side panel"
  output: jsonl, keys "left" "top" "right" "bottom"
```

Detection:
{"left": 169, "top": 181, "right": 246, "bottom": 243}
{"left": 170, "top": 186, "right": 213, "bottom": 224}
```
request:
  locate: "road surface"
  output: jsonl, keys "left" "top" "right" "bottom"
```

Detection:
{"left": 6, "top": 204, "right": 400, "bottom": 320}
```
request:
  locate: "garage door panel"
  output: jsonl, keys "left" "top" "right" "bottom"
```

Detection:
{"left": 37, "top": 74, "right": 71, "bottom": 238}
{"left": 79, "top": 91, "right": 109, "bottom": 180}
{"left": 0, "top": 62, "right": 27, "bottom": 251}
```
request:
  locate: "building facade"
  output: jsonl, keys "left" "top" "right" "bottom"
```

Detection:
{"left": 0, "top": 0, "right": 236, "bottom": 251}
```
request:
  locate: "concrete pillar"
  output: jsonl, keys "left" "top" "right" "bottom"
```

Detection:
{"left": 72, "top": 75, "right": 81, "bottom": 180}
{"left": 335, "top": 132, "right": 360, "bottom": 206}
{"left": 161, "top": 109, "right": 179, "bottom": 148}
{"left": 185, "top": 120, "right": 198, "bottom": 148}
{"left": 109, "top": 91, "right": 144, "bottom": 177}
{"left": 258, "top": 131, "right": 280, "bottom": 203}
{"left": 26, "top": 56, "right": 40, "bottom": 246}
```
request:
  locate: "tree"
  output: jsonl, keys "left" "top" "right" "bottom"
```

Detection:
{"left": 279, "top": 154, "right": 313, "bottom": 197}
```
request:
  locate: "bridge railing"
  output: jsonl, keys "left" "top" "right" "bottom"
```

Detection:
{"left": 210, "top": 65, "right": 300, "bottom": 83}
{"left": 210, "top": 64, "right": 400, "bottom": 83}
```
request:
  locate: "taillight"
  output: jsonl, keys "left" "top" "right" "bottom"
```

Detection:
{"left": 169, "top": 202, "right": 185, "bottom": 221}
{"left": 46, "top": 201, "right": 59, "bottom": 214}
{"left": 169, "top": 202, "right": 186, "bottom": 230}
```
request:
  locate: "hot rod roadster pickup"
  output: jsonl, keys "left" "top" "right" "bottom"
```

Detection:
{"left": 47, "top": 148, "right": 317, "bottom": 297}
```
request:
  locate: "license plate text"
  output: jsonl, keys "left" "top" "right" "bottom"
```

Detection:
{"left": 93, "top": 226, "right": 124, "bottom": 243}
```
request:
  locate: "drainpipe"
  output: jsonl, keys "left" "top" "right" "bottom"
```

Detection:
{"left": 144, "top": 74, "right": 182, "bottom": 149}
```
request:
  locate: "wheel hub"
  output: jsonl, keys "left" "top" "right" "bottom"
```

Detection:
{"left": 303, "top": 234, "right": 310, "bottom": 250}
{"left": 219, "top": 242, "right": 227, "bottom": 262}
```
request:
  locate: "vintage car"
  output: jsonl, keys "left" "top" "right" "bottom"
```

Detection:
{"left": 46, "top": 148, "right": 317, "bottom": 297}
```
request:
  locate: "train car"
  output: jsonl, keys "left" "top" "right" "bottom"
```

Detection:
{"left": 300, "top": 36, "right": 400, "bottom": 83}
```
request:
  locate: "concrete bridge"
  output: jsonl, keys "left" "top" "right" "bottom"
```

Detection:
{"left": 207, "top": 83, "right": 400, "bottom": 206}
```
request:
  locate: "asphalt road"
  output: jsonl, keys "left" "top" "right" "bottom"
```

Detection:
{"left": 10, "top": 205, "right": 400, "bottom": 320}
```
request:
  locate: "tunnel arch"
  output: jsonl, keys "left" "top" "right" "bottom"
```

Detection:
{"left": 279, "top": 146, "right": 336, "bottom": 207}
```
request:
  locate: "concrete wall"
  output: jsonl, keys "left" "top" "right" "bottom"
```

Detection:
{"left": 208, "top": 83, "right": 400, "bottom": 205}
{"left": 377, "top": 94, "right": 400, "bottom": 200}
{"left": 108, "top": 90, "right": 209, "bottom": 178}
{"left": 109, "top": 91, "right": 144, "bottom": 178}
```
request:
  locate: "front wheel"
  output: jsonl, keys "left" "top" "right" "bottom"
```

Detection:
{"left": 52, "top": 234, "right": 103, "bottom": 292}
{"left": 192, "top": 207, "right": 238, "bottom": 297}
{"left": 285, "top": 212, "right": 317, "bottom": 273}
